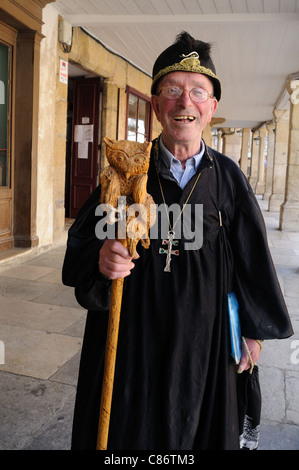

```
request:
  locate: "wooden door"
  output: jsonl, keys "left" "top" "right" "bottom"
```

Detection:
{"left": 69, "top": 78, "right": 101, "bottom": 218}
{"left": 0, "top": 24, "right": 16, "bottom": 252}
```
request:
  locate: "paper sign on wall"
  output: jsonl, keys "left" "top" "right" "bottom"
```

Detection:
{"left": 78, "top": 141, "right": 89, "bottom": 159}
{"left": 59, "top": 59, "right": 68, "bottom": 84}
{"left": 74, "top": 124, "right": 94, "bottom": 143}
{"left": 74, "top": 124, "right": 94, "bottom": 159}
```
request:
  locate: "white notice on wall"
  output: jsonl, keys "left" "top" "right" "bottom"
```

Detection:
{"left": 74, "top": 124, "right": 94, "bottom": 143}
{"left": 83, "top": 124, "right": 94, "bottom": 142}
{"left": 78, "top": 141, "right": 89, "bottom": 159}
{"left": 74, "top": 125, "right": 84, "bottom": 143}
{"left": 75, "top": 124, "right": 94, "bottom": 159}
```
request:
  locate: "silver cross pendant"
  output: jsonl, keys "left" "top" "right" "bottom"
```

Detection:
{"left": 159, "top": 230, "right": 179, "bottom": 272}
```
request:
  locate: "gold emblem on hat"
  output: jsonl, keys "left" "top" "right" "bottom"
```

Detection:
{"left": 180, "top": 51, "right": 200, "bottom": 62}
{"left": 179, "top": 51, "right": 201, "bottom": 71}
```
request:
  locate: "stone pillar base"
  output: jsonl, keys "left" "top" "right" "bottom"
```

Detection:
{"left": 249, "top": 177, "right": 257, "bottom": 192}
{"left": 279, "top": 202, "right": 299, "bottom": 231}
{"left": 263, "top": 190, "right": 271, "bottom": 201}
{"left": 53, "top": 207, "right": 66, "bottom": 244}
{"left": 14, "top": 235, "right": 39, "bottom": 248}
{"left": 269, "top": 194, "right": 284, "bottom": 212}
{"left": 255, "top": 181, "right": 265, "bottom": 196}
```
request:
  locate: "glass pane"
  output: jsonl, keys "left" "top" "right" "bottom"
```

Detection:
{"left": 128, "top": 93, "right": 137, "bottom": 133}
{"left": 137, "top": 99, "right": 147, "bottom": 136}
{"left": 137, "top": 133, "right": 146, "bottom": 143}
{"left": 0, "top": 43, "right": 9, "bottom": 187}
{"left": 127, "top": 130, "right": 136, "bottom": 141}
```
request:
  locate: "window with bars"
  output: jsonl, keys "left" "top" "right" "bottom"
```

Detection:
{"left": 126, "top": 87, "right": 151, "bottom": 143}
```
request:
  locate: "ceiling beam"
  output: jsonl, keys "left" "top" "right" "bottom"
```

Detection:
{"left": 66, "top": 13, "right": 299, "bottom": 26}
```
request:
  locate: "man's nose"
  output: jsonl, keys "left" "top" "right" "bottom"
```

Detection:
{"left": 177, "top": 89, "right": 192, "bottom": 105}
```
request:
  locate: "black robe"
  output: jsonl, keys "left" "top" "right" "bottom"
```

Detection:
{"left": 62, "top": 139, "right": 293, "bottom": 450}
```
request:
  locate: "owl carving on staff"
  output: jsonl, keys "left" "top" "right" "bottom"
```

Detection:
{"left": 100, "top": 137, "right": 156, "bottom": 257}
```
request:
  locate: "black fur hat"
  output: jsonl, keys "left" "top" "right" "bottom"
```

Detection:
{"left": 151, "top": 31, "right": 221, "bottom": 101}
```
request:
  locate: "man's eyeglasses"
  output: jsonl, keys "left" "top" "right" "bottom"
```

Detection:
{"left": 158, "top": 86, "right": 213, "bottom": 103}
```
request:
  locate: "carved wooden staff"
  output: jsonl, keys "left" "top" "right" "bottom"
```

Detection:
{"left": 96, "top": 138, "right": 154, "bottom": 450}
{"left": 96, "top": 240, "right": 127, "bottom": 450}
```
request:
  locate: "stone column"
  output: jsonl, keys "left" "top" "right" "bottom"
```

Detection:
{"left": 249, "top": 131, "right": 260, "bottom": 191}
{"left": 217, "top": 130, "right": 223, "bottom": 153}
{"left": 221, "top": 129, "right": 242, "bottom": 165}
{"left": 101, "top": 80, "right": 119, "bottom": 167}
{"left": 269, "top": 108, "right": 289, "bottom": 211}
{"left": 53, "top": 52, "right": 68, "bottom": 242}
{"left": 102, "top": 80, "right": 119, "bottom": 138}
{"left": 203, "top": 122, "right": 212, "bottom": 146}
{"left": 255, "top": 127, "right": 267, "bottom": 195}
{"left": 210, "top": 118, "right": 225, "bottom": 153}
{"left": 263, "top": 122, "right": 275, "bottom": 202}
{"left": 117, "top": 88, "right": 126, "bottom": 140}
{"left": 240, "top": 128, "right": 251, "bottom": 177}
{"left": 280, "top": 79, "right": 299, "bottom": 230}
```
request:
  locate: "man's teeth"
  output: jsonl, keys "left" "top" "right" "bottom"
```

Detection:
{"left": 174, "top": 116, "right": 195, "bottom": 121}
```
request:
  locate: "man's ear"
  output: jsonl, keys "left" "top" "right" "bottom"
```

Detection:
{"left": 151, "top": 95, "right": 161, "bottom": 123}
{"left": 207, "top": 98, "right": 218, "bottom": 122}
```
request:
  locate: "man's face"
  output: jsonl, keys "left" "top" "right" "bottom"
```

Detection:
{"left": 151, "top": 71, "right": 218, "bottom": 151}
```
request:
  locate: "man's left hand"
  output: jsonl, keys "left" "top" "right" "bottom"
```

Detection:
{"left": 238, "top": 338, "right": 262, "bottom": 373}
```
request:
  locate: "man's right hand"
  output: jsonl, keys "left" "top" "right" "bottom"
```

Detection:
{"left": 99, "top": 239, "right": 138, "bottom": 280}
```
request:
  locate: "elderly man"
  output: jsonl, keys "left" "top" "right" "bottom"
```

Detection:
{"left": 63, "top": 32, "right": 293, "bottom": 450}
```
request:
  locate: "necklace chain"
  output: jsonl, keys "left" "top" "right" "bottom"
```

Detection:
{"left": 154, "top": 138, "right": 203, "bottom": 233}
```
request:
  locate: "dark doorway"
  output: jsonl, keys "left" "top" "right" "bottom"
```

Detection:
{"left": 65, "top": 68, "right": 102, "bottom": 219}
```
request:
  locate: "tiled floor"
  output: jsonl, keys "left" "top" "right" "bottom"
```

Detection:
{"left": 0, "top": 245, "right": 86, "bottom": 450}
{"left": 0, "top": 201, "right": 298, "bottom": 450}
